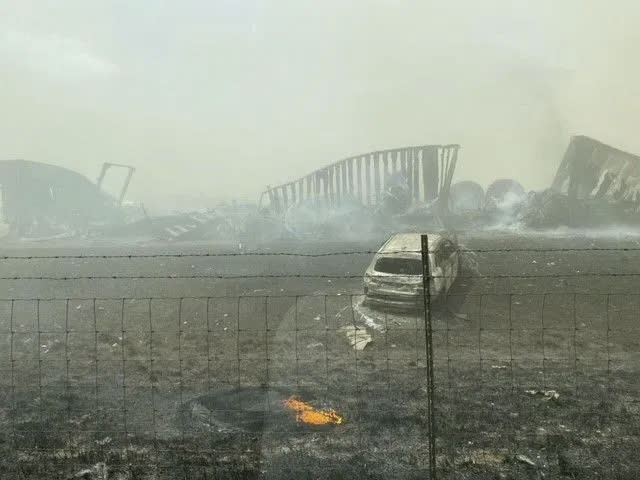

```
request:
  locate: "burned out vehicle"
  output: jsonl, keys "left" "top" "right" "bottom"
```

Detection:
{"left": 363, "top": 232, "right": 459, "bottom": 310}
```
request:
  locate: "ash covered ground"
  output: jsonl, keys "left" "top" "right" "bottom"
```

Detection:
{"left": 1, "top": 231, "right": 640, "bottom": 479}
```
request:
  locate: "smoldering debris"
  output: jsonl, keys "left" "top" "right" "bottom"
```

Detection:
{"left": 0, "top": 159, "right": 130, "bottom": 239}
{"left": 484, "top": 178, "right": 526, "bottom": 212}
{"left": 0, "top": 160, "right": 284, "bottom": 244}
{"left": 260, "top": 145, "right": 458, "bottom": 239}
{"left": 5, "top": 135, "right": 640, "bottom": 246}
{"left": 549, "top": 135, "right": 640, "bottom": 222}
{"left": 449, "top": 180, "right": 484, "bottom": 213}
{"left": 261, "top": 145, "right": 458, "bottom": 222}
{"left": 450, "top": 136, "right": 640, "bottom": 230}
{"left": 283, "top": 196, "right": 375, "bottom": 241}
{"left": 511, "top": 136, "right": 640, "bottom": 229}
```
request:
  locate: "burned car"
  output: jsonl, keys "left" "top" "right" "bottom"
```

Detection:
{"left": 363, "top": 232, "right": 459, "bottom": 310}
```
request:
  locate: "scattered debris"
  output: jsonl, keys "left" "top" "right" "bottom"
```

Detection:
{"left": 334, "top": 305, "right": 351, "bottom": 320}
{"left": 515, "top": 454, "right": 536, "bottom": 467}
{"left": 8, "top": 135, "right": 640, "bottom": 244}
{"left": 361, "top": 315, "right": 383, "bottom": 331}
{"left": 261, "top": 145, "right": 459, "bottom": 216}
{"left": 339, "top": 325, "right": 372, "bottom": 350}
{"left": 553, "top": 135, "right": 640, "bottom": 212}
{"left": 0, "top": 159, "right": 131, "bottom": 239}
{"left": 72, "top": 462, "right": 108, "bottom": 479}
{"left": 450, "top": 181, "right": 485, "bottom": 213}
{"left": 484, "top": 179, "right": 526, "bottom": 212}
{"left": 459, "top": 246, "right": 480, "bottom": 276}
{"left": 94, "top": 437, "right": 111, "bottom": 446}
{"left": 459, "top": 449, "right": 507, "bottom": 467}
{"left": 525, "top": 389, "right": 560, "bottom": 401}
{"left": 352, "top": 302, "right": 385, "bottom": 331}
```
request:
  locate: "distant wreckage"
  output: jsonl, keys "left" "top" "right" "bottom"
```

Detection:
{"left": 261, "top": 136, "right": 640, "bottom": 233}
{"left": 260, "top": 145, "right": 460, "bottom": 238}
{"left": 514, "top": 136, "right": 640, "bottom": 229}
{"left": 0, "top": 160, "right": 254, "bottom": 242}
{"left": 3, "top": 135, "right": 640, "bottom": 243}
{"left": 0, "top": 160, "right": 133, "bottom": 239}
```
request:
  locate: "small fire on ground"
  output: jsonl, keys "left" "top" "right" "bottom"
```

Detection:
{"left": 282, "top": 396, "right": 344, "bottom": 426}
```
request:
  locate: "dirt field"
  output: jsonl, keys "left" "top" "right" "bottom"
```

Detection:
{"left": 1, "top": 232, "right": 640, "bottom": 479}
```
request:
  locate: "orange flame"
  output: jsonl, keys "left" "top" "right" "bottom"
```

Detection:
{"left": 282, "top": 396, "right": 344, "bottom": 426}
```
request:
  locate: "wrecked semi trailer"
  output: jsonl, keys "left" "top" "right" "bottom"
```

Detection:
{"left": 548, "top": 135, "right": 640, "bottom": 226}
{"left": 261, "top": 145, "right": 459, "bottom": 215}
{"left": 506, "top": 135, "right": 640, "bottom": 229}
{"left": 552, "top": 135, "right": 640, "bottom": 209}
{"left": 0, "top": 159, "right": 130, "bottom": 238}
{"left": 0, "top": 159, "right": 267, "bottom": 243}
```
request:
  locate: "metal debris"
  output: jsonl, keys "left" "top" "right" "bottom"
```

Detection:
{"left": 72, "top": 462, "right": 108, "bottom": 479}
{"left": 525, "top": 389, "right": 560, "bottom": 401}
{"left": 484, "top": 179, "right": 526, "bottom": 212}
{"left": 0, "top": 159, "right": 132, "bottom": 239}
{"left": 339, "top": 325, "right": 372, "bottom": 350}
{"left": 450, "top": 181, "right": 484, "bottom": 213}
{"left": 261, "top": 145, "right": 459, "bottom": 215}
{"left": 515, "top": 454, "right": 536, "bottom": 467}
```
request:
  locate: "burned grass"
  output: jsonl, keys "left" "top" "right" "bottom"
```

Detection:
{"left": 1, "top": 296, "right": 639, "bottom": 479}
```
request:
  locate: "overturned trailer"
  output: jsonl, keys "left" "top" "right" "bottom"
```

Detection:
{"left": 260, "top": 145, "right": 459, "bottom": 214}
{"left": 552, "top": 135, "right": 640, "bottom": 208}
{"left": 0, "top": 159, "right": 265, "bottom": 243}
{"left": 0, "top": 160, "right": 132, "bottom": 238}
{"left": 502, "top": 135, "right": 640, "bottom": 229}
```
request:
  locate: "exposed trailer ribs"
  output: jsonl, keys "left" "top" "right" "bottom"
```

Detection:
{"left": 261, "top": 144, "right": 459, "bottom": 214}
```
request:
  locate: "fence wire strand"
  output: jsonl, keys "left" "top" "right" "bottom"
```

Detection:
{"left": 1, "top": 248, "right": 640, "bottom": 478}
{"left": 3, "top": 246, "right": 640, "bottom": 261}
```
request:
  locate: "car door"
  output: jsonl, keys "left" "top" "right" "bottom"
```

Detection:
{"left": 431, "top": 242, "right": 446, "bottom": 295}
{"left": 439, "top": 240, "right": 458, "bottom": 291}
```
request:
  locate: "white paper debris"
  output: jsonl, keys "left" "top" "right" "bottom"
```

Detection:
{"left": 525, "top": 389, "right": 559, "bottom": 401}
{"left": 515, "top": 454, "right": 536, "bottom": 466}
{"left": 339, "top": 326, "right": 372, "bottom": 350}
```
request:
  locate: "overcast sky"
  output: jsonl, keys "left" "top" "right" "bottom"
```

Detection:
{"left": 1, "top": 1, "right": 639, "bottom": 210}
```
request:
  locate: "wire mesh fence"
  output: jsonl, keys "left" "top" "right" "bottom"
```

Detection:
{"left": 0, "top": 294, "right": 433, "bottom": 478}
{"left": 1, "top": 245, "right": 640, "bottom": 478}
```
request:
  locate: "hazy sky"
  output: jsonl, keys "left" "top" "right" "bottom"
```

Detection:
{"left": 1, "top": 1, "right": 639, "bottom": 210}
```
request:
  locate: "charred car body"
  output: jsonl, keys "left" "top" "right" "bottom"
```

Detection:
{"left": 363, "top": 232, "right": 459, "bottom": 310}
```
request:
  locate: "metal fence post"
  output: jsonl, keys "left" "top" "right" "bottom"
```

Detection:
{"left": 421, "top": 234, "right": 437, "bottom": 479}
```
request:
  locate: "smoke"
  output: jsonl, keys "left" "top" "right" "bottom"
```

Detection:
{"left": 1, "top": 29, "right": 119, "bottom": 79}
{"left": 1, "top": 1, "right": 640, "bottom": 209}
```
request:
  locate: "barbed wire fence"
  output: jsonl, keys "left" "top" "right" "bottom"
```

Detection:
{"left": 0, "top": 245, "right": 639, "bottom": 478}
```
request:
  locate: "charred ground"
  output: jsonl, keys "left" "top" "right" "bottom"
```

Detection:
{"left": 1, "top": 232, "right": 640, "bottom": 479}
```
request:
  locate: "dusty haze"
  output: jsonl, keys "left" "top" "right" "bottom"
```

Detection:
{"left": 1, "top": 1, "right": 639, "bottom": 212}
